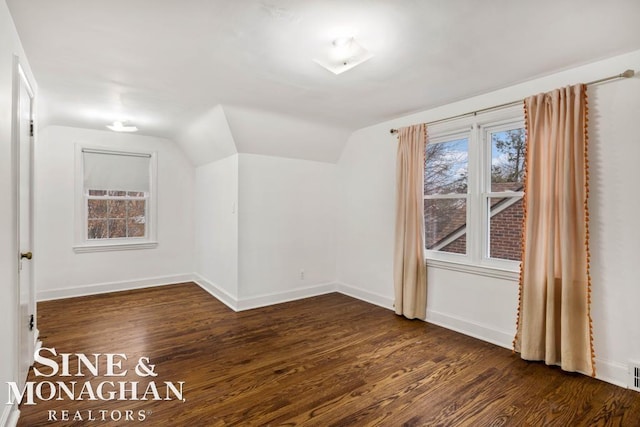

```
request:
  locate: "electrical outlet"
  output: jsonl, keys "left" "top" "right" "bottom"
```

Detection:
{"left": 299, "top": 269, "right": 305, "bottom": 280}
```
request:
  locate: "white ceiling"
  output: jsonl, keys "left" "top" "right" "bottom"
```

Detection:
{"left": 7, "top": 0, "right": 640, "bottom": 162}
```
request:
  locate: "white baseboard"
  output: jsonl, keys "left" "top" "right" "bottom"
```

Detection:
{"left": 594, "top": 358, "right": 628, "bottom": 388}
{"left": 192, "top": 275, "right": 335, "bottom": 312}
{"left": 335, "top": 282, "right": 394, "bottom": 310}
{"left": 36, "top": 274, "right": 194, "bottom": 301}
{"left": 236, "top": 283, "right": 336, "bottom": 311}
{"left": 426, "top": 309, "right": 514, "bottom": 350}
{"left": 192, "top": 274, "right": 239, "bottom": 311}
{"left": 1, "top": 403, "right": 19, "bottom": 427}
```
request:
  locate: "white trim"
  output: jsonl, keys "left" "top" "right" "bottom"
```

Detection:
{"left": 426, "top": 309, "right": 514, "bottom": 349}
{"left": 191, "top": 274, "right": 239, "bottom": 312}
{"left": 236, "top": 283, "right": 336, "bottom": 311}
{"left": 427, "top": 258, "right": 519, "bottom": 281}
{"left": 335, "top": 281, "right": 394, "bottom": 310}
{"left": 17, "top": 64, "right": 33, "bottom": 98}
{"left": 593, "top": 358, "right": 628, "bottom": 389}
{"left": 36, "top": 274, "right": 193, "bottom": 301}
{"left": 73, "top": 241, "right": 158, "bottom": 253}
{"left": 1, "top": 404, "right": 19, "bottom": 427}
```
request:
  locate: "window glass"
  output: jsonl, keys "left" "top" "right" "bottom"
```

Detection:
{"left": 425, "top": 198, "right": 467, "bottom": 254}
{"left": 491, "top": 129, "right": 525, "bottom": 192}
{"left": 425, "top": 138, "right": 469, "bottom": 195}
{"left": 488, "top": 197, "right": 523, "bottom": 261}
{"left": 87, "top": 192, "right": 147, "bottom": 240}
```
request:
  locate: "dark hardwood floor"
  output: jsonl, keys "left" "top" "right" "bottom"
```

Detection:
{"left": 18, "top": 282, "right": 640, "bottom": 426}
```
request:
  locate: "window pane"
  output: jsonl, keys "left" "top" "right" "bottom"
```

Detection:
{"left": 108, "top": 219, "right": 127, "bottom": 238}
{"left": 127, "top": 191, "right": 145, "bottom": 197}
{"left": 108, "top": 200, "right": 127, "bottom": 218}
{"left": 88, "top": 220, "right": 107, "bottom": 239}
{"left": 491, "top": 128, "right": 525, "bottom": 192}
{"left": 425, "top": 138, "right": 468, "bottom": 195}
{"left": 127, "top": 200, "right": 146, "bottom": 218}
{"left": 127, "top": 199, "right": 146, "bottom": 238}
{"left": 108, "top": 190, "right": 127, "bottom": 197}
{"left": 488, "top": 197, "right": 523, "bottom": 261}
{"left": 424, "top": 198, "right": 466, "bottom": 254}
{"left": 88, "top": 190, "right": 107, "bottom": 196}
{"left": 127, "top": 218, "right": 145, "bottom": 237}
{"left": 87, "top": 199, "right": 107, "bottom": 219}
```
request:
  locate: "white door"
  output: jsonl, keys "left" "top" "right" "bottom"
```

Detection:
{"left": 16, "top": 62, "right": 34, "bottom": 390}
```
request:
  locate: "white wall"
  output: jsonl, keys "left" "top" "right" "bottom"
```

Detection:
{"left": 237, "top": 154, "right": 337, "bottom": 308}
{"left": 337, "top": 49, "right": 640, "bottom": 387}
{"left": 176, "top": 105, "right": 237, "bottom": 167}
{"left": 195, "top": 154, "right": 239, "bottom": 305}
{"left": 34, "top": 126, "right": 195, "bottom": 299}
{"left": 588, "top": 69, "right": 640, "bottom": 380}
{"left": 0, "top": 1, "right": 37, "bottom": 423}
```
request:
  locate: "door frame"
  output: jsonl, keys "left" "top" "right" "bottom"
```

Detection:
{"left": 11, "top": 54, "right": 37, "bottom": 391}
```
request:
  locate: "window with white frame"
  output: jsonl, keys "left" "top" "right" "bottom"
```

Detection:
{"left": 424, "top": 107, "right": 525, "bottom": 271}
{"left": 75, "top": 147, "right": 157, "bottom": 252}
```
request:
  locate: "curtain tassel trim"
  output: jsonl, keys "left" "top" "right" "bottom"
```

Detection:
{"left": 512, "top": 100, "right": 529, "bottom": 353}
{"left": 583, "top": 85, "right": 596, "bottom": 377}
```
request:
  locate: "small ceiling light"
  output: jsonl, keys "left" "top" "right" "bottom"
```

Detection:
{"left": 314, "top": 36, "right": 373, "bottom": 75}
{"left": 106, "top": 120, "right": 138, "bottom": 132}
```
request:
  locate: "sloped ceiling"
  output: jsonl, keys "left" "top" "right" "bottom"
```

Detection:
{"left": 7, "top": 0, "right": 640, "bottom": 163}
{"left": 175, "top": 105, "right": 237, "bottom": 166}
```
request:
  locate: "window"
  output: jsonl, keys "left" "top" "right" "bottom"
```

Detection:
{"left": 87, "top": 190, "right": 147, "bottom": 239}
{"left": 424, "top": 106, "right": 524, "bottom": 272}
{"left": 74, "top": 147, "right": 157, "bottom": 252}
{"left": 486, "top": 126, "right": 525, "bottom": 262}
{"left": 424, "top": 134, "right": 469, "bottom": 255}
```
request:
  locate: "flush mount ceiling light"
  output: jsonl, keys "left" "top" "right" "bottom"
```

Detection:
{"left": 313, "top": 37, "right": 373, "bottom": 75}
{"left": 106, "top": 120, "right": 138, "bottom": 132}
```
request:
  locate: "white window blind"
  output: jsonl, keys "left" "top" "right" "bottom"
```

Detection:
{"left": 83, "top": 149, "right": 151, "bottom": 192}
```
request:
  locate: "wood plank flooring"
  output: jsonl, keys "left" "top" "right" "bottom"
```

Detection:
{"left": 18, "top": 282, "right": 640, "bottom": 426}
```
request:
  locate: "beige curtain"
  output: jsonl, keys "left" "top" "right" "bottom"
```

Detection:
{"left": 514, "top": 84, "right": 595, "bottom": 376}
{"left": 394, "top": 124, "right": 427, "bottom": 320}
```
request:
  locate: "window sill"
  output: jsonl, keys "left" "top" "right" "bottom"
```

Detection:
{"left": 73, "top": 241, "right": 158, "bottom": 253}
{"left": 426, "top": 258, "right": 519, "bottom": 281}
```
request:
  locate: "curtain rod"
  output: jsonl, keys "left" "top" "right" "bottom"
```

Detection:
{"left": 389, "top": 69, "right": 635, "bottom": 135}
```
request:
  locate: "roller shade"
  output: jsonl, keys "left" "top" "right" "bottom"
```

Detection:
{"left": 83, "top": 149, "right": 151, "bottom": 192}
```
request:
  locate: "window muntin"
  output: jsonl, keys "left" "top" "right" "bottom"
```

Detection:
{"left": 424, "top": 109, "right": 525, "bottom": 270}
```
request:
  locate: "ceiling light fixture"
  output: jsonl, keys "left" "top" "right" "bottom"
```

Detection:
{"left": 314, "top": 36, "right": 373, "bottom": 75}
{"left": 106, "top": 120, "right": 138, "bottom": 133}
